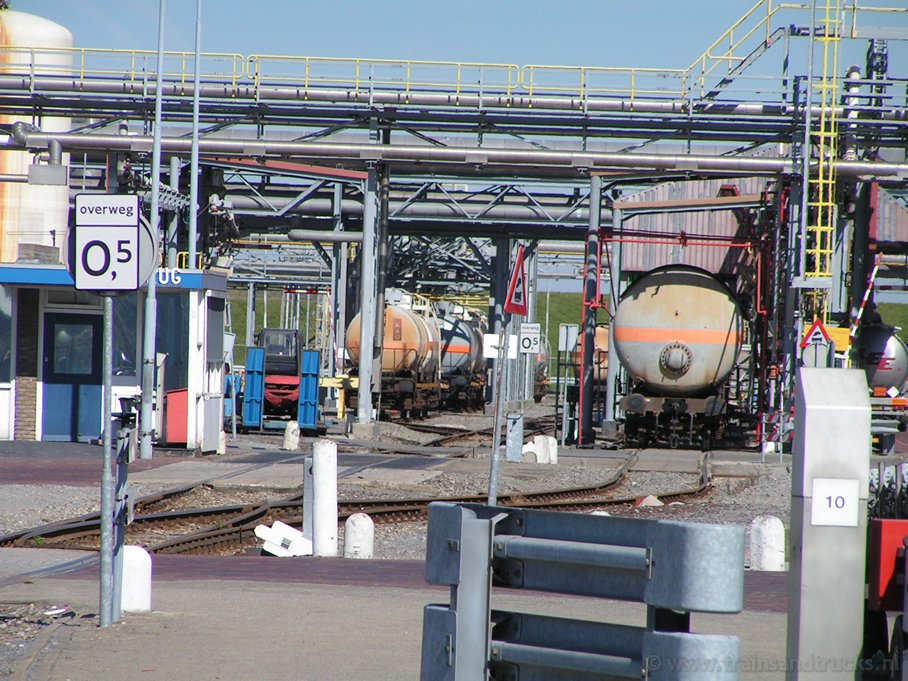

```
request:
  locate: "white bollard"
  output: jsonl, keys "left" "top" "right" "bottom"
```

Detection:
{"left": 521, "top": 441, "right": 537, "bottom": 463}
{"left": 533, "top": 435, "right": 550, "bottom": 464}
{"left": 302, "top": 455, "right": 313, "bottom": 540}
{"left": 343, "top": 513, "right": 374, "bottom": 559}
{"left": 312, "top": 439, "right": 338, "bottom": 557}
{"left": 749, "top": 515, "right": 786, "bottom": 571}
{"left": 120, "top": 545, "right": 152, "bottom": 613}
{"left": 282, "top": 420, "right": 300, "bottom": 450}
{"left": 547, "top": 436, "right": 558, "bottom": 464}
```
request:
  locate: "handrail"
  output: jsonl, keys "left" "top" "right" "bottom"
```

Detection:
{"left": 0, "top": 44, "right": 245, "bottom": 85}
{"left": 247, "top": 54, "right": 520, "bottom": 99}
{"left": 0, "top": 2, "right": 904, "bottom": 106}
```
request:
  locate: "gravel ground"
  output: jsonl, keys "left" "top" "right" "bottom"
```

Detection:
{"left": 0, "top": 464, "right": 793, "bottom": 557}
{"left": 0, "top": 420, "right": 798, "bottom": 669}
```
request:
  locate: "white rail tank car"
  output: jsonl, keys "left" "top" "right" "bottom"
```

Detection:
{"left": 613, "top": 265, "right": 745, "bottom": 449}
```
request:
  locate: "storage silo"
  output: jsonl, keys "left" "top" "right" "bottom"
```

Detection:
{"left": 0, "top": 9, "right": 73, "bottom": 263}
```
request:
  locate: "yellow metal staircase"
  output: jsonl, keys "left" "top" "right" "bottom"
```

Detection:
{"left": 804, "top": 0, "right": 843, "bottom": 321}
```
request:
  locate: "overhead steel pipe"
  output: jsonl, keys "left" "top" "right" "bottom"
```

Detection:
{"left": 1, "top": 74, "right": 906, "bottom": 123}
{"left": 8, "top": 129, "right": 908, "bottom": 179}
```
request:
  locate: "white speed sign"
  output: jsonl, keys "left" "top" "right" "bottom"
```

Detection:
{"left": 519, "top": 322, "right": 541, "bottom": 354}
{"left": 75, "top": 226, "right": 139, "bottom": 290}
{"left": 73, "top": 195, "right": 141, "bottom": 291}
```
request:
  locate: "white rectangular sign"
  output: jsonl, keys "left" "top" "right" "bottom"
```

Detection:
{"left": 519, "top": 323, "right": 541, "bottom": 354}
{"left": 558, "top": 323, "right": 579, "bottom": 352}
{"left": 483, "top": 333, "right": 517, "bottom": 360}
{"left": 810, "top": 477, "right": 860, "bottom": 527}
{"left": 74, "top": 225, "right": 140, "bottom": 290}
{"left": 75, "top": 194, "right": 140, "bottom": 226}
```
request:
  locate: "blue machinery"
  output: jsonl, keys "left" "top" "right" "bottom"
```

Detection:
{"left": 240, "top": 348, "right": 322, "bottom": 431}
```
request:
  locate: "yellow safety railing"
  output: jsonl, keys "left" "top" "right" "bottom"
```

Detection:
{"left": 0, "top": 45, "right": 245, "bottom": 85}
{"left": 247, "top": 54, "right": 520, "bottom": 101}
{"left": 686, "top": 0, "right": 780, "bottom": 97}
{"left": 0, "top": 3, "right": 903, "bottom": 107}
{"left": 521, "top": 65, "right": 688, "bottom": 103}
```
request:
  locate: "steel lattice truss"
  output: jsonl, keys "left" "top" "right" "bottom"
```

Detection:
{"left": 1, "top": 2, "right": 907, "bottom": 289}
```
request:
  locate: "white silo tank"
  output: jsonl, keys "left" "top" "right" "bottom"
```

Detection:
{"left": 0, "top": 9, "right": 73, "bottom": 263}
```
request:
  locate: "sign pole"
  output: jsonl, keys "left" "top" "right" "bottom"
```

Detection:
{"left": 489, "top": 243, "right": 528, "bottom": 504}
{"left": 99, "top": 294, "right": 114, "bottom": 627}
{"left": 487, "top": 321, "right": 508, "bottom": 505}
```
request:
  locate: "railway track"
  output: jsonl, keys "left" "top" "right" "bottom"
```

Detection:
{"left": 0, "top": 451, "right": 711, "bottom": 556}
{"left": 401, "top": 416, "right": 554, "bottom": 447}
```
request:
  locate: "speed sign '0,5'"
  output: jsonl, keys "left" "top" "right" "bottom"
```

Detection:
{"left": 74, "top": 225, "right": 139, "bottom": 291}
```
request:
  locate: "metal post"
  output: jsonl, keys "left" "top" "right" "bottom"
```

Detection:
{"left": 488, "top": 320, "right": 508, "bottom": 505}
{"left": 579, "top": 174, "right": 601, "bottom": 446}
{"left": 330, "top": 182, "right": 347, "bottom": 380}
{"left": 525, "top": 245, "right": 539, "bottom": 400}
{"left": 372, "top": 166, "right": 390, "bottom": 388}
{"left": 787, "top": 368, "right": 870, "bottom": 680}
{"left": 357, "top": 168, "right": 379, "bottom": 423}
{"left": 604, "top": 205, "right": 623, "bottom": 432}
{"left": 112, "top": 416, "right": 130, "bottom": 623}
{"left": 188, "top": 0, "right": 202, "bottom": 270}
{"left": 245, "top": 282, "right": 255, "bottom": 351}
{"left": 489, "top": 238, "right": 509, "bottom": 407}
{"left": 139, "top": 0, "right": 166, "bottom": 460}
{"left": 166, "top": 155, "right": 179, "bottom": 268}
{"left": 99, "top": 294, "right": 114, "bottom": 627}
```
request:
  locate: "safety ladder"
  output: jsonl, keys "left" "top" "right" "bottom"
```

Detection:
{"left": 804, "top": 0, "right": 843, "bottom": 320}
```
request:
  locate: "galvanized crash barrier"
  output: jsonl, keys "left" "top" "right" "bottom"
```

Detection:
{"left": 420, "top": 502, "right": 744, "bottom": 681}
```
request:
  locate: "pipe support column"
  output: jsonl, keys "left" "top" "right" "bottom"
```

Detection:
{"left": 357, "top": 167, "right": 379, "bottom": 423}
{"left": 579, "top": 175, "right": 601, "bottom": 445}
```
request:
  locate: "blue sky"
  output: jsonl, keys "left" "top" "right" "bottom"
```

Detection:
{"left": 10, "top": 1, "right": 815, "bottom": 69}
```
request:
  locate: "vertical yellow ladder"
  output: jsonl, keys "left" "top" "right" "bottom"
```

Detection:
{"left": 805, "top": 0, "right": 843, "bottom": 320}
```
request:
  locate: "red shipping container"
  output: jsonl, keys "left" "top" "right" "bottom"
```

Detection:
{"left": 868, "top": 518, "right": 908, "bottom": 612}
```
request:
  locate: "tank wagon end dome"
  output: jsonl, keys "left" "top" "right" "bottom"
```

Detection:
{"left": 612, "top": 264, "right": 744, "bottom": 396}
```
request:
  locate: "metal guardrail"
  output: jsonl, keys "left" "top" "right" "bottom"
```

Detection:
{"left": 0, "top": 3, "right": 903, "bottom": 108}
{"left": 420, "top": 501, "right": 745, "bottom": 681}
{"left": 0, "top": 45, "right": 245, "bottom": 85}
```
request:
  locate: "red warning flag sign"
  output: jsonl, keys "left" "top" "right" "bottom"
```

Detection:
{"left": 504, "top": 244, "right": 528, "bottom": 315}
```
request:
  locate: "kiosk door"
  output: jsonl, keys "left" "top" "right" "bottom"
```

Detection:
{"left": 42, "top": 313, "right": 103, "bottom": 442}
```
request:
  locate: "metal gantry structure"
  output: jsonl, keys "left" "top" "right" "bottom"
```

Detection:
{"left": 2, "top": 0, "right": 908, "bottom": 441}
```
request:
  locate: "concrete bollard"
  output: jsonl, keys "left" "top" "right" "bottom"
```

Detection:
{"left": 344, "top": 513, "right": 374, "bottom": 559}
{"left": 282, "top": 420, "right": 300, "bottom": 450}
{"left": 533, "top": 435, "right": 550, "bottom": 464}
{"left": 749, "top": 515, "right": 786, "bottom": 571}
{"left": 120, "top": 545, "right": 152, "bottom": 613}
{"left": 312, "top": 440, "right": 338, "bottom": 557}
{"left": 303, "top": 455, "right": 313, "bottom": 540}
{"left": 547, "top": 436, "right": 558, "bottom": 464}
{"left": 522, "top": 441, "right": 537, "bottom": 463}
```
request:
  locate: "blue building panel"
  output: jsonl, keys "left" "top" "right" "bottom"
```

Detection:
{"left": 242, "top": 347, "right": 266, "bottom": 429}
{"left": 297, "top": 350, "right": 321, "bottom": 431}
